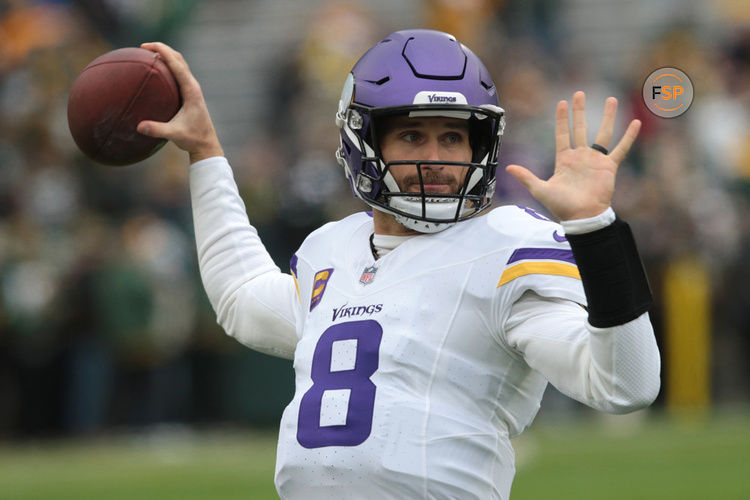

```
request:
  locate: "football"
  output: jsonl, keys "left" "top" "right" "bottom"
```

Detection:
{"left": 67, "top": 47, "right": 181, "bottom": 166}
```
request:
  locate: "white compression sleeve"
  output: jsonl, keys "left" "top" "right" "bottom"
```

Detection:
{"left": 190, "top": 157, "right": 299, "bottom": 359}
{"left": 504, "top": 291, "right": 661, "bottom": 413}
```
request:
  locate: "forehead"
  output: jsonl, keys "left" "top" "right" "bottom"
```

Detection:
{"left": 378, "top": 114, "right": 469, "bottom": 132}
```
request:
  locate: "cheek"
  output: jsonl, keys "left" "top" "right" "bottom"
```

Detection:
{"left": 449, "top": 164, "right": 469, "bottom": 183}
{"left": 379, "top": 135, "right": 405, "bottom": 164}
{"left": 387, "top": 164, "right": 417, "bottom": 185}
{"left": 381, "top": 142, "right": 415, "bottom": 165}
{"left": 452, "top": 142, "right": 473, "bottom": 162}
{"left": 450, "top": 144, "right": 473, "bottom": 181}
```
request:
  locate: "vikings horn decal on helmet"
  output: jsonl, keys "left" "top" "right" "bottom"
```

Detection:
{"left": 335, "top": 29, "right": 505, "bottom": 233}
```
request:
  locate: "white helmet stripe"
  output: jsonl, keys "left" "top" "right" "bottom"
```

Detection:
{"left": 464, "top": 153, "right": 488, "bottom": 192}
{"left": 382, "top": 164, "right": 400, "bottom": 192}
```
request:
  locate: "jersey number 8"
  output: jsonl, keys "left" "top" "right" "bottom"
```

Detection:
{"left": 297, "top": 320, "right": 383, "bottom": 448}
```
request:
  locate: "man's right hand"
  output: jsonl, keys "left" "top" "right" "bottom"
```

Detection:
{"left": 137, "top": 42, "right": 224, "bottom": 164}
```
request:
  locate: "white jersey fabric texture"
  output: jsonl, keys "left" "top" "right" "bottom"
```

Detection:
{"left": 189, "top": 157, "right": 661, "bottom": 500}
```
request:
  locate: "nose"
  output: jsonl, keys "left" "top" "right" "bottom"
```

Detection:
{"left": 421, "top": 138, "right": 443, "bottom": 167}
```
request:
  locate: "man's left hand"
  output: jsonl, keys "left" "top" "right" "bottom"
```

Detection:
{"left": 506, "top": 91, "right": 640, "bottom": 221}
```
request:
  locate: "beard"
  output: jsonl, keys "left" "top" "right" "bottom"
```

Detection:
{"left": 398, "top": 169, "right": 464, "bottom": 195}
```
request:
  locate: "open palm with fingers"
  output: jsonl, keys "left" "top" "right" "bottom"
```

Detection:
{"left": 506, "top": 91, "right": 641, "bottom": 221}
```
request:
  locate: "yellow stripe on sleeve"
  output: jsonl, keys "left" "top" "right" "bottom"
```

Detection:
{"left": 497, "top": 262, "right": 581, "bottom": 287}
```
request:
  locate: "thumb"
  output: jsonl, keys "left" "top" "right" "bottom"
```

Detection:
{"left": 137, "top": 120, "right": 173, "bottom": 139}
{"left": 506, "top": 164, "right": 542, "bottom": 195}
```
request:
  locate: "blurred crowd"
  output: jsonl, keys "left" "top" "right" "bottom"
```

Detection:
{"left": 1, "top": 0, "right": 750, "bottom": 439}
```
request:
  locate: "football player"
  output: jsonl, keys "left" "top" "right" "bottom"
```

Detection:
{"left": 138, "top": 29, "right": 660, "bottom": 500}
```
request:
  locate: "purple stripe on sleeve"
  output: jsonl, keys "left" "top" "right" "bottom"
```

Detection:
{"left": 290, "top": 254, "right": 298, "bottom": 275}
{"left": 507, "top": 247, "right": 576, "bottom": 265}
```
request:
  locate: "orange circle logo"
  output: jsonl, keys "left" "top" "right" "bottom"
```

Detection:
{"left": 642, "top": 67, "right": 693, "bottom": 118}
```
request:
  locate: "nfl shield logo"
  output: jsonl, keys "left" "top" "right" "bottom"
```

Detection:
{"left": 359, "top": 265, "right": 378, "bottom": 285}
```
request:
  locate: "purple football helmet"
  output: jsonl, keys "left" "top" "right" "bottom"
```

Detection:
{"left": 335, "top": 29, "right": 505, "bottom": 233}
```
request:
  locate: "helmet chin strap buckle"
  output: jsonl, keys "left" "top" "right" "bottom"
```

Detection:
{"left": 348, "top": 110, "right": 364, "bottom": 130}
{"left": 356, "top": 174, "right": 373, "bottom": 192}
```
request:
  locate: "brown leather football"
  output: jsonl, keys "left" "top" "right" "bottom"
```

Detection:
{"left": 67, "top": 47, "right": 180, "bottom": 166}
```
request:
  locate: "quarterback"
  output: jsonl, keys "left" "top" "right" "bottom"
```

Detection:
{"left": 138, "top": 29, "right": 660, "bottom": 499}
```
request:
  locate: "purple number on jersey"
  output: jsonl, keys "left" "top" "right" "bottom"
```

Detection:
{"left": 297, "top": 320, "right": 383, "bottom": 448}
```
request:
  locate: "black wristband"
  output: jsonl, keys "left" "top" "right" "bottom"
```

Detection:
{"left": 565, "top": 217, "right": 653, "bottom": 328}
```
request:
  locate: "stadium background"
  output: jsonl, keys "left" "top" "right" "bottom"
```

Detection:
{"left": 1, "top": 0, "right": 749, "bottom": 498}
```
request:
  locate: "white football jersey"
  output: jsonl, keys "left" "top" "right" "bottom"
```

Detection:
{"left": 189, "top": 158, "right": 660, "bottom": 500}
{"left": 275, "top": 208, "right": 586, "bottom": 499}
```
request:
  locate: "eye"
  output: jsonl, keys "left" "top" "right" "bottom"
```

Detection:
{"left": 442, "top": 132, "right": 464, "bottom": 144}
{"left": 399, "top": 131, "right": 420, "bottom": 143}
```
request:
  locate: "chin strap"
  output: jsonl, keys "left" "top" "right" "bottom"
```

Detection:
{"left": 393, "top": 212, "right": 455, "bottom": 234}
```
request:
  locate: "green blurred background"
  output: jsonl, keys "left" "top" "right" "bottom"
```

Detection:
{"left": 2, "top": 0, "right": 750, "bottom": 498}
{"left": 1, "top": 413, "right": 749, "bottom": 499}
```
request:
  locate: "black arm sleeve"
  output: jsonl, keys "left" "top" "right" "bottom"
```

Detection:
{"left": 566, "top": 217, "right": 653, "bottom": 328}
